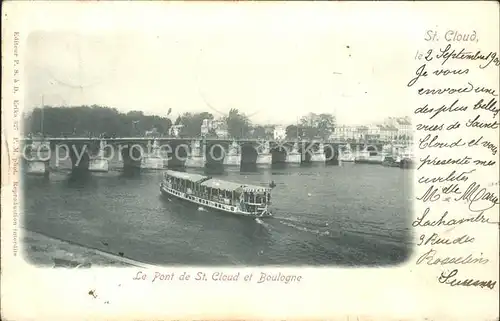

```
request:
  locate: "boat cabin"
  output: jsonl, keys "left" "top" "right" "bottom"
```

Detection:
{"left": 163, "top": 170, "right": 272, "bottom": 215}
{"left": 163, "top": 171, "right": 208, "bottom": 195}
{"left": 199, "top": 179, "right": 271, "bottom": 214}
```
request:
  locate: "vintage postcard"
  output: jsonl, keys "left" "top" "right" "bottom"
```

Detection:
{"left": 1, "top": 1, "right": 499, "bottom": 320}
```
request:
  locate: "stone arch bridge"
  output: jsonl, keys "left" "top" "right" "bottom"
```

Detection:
{"left": 20, "top": 137, "right": 384, "bottom": 173}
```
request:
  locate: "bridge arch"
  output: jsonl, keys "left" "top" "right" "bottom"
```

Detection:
{"left": 240, "top": 144, "right": 258, "bottom": 165}
{"left": 298, "top": 146, "right": 312, "bottom": 163}
{"left": 69, "top": 144, "right": 91, "bottom": 171}
{"left": 324, "top": 144, "right": 339, "bottom": 163}
{"left": 120, "top": 144, "right": 143, "bottom": 168}
{"left": 205, "top": 142, "right": 226, "bottom": 166}
{"left": 159, "top": 141, "right": 188, "bottom": 168}
{"left": 366, "top": 145, "right": 379, "bottom": 156}
{"left": 270, "top": 146, "right": 287, "bottom": 164}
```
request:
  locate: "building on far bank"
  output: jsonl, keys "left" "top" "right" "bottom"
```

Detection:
{"left": 200, "top": 119, "right": 211, "bottom": 136}
{"left": 378, "top": 125, "right": 399, "bottom": 141}
{"left": 263, "top": 125, "right": 275, "bottom": 139}
{"left": 366, "top": 124, "right": 380, "bottom": 141}
{"left": 201, "top": 118, "right": 229, "bottom": 138}
{"left": 330, "top": 125, "right": 370, "bottom": 141}
{"left": 331, "top": 125, "right": 358, "bottom": 140}
{"left": 145, "top": 127, "right": 160, "bottom": 137}
{"left": 273, "top": 125, "right": 286, "bottom": 140}
{"left": 356, "top": 126, "right": 368, "bottom": 140}
{"left": 214, "top": 121, "right": 229, "bottom": 138}
{"left": 169, "top": 124, "right": 184, "bottom": 137}
{"left": 384, "top": 116, "right": 413, "bottom": 141}
{"left": 327, "top": 116, "right": 413, "bottom": 143}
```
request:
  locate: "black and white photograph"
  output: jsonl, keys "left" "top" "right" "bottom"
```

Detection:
{"left": 3, "top": 2, "right": 499, "bottom": 321}
{"left": 21, "top": 26, "right": 414, "bottom": 268}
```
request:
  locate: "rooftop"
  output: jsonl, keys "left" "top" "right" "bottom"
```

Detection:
{"left": 377, "top": 124, "right": 398, "bottom": 131}
{"left": 201, "top": 178, "right": 270, "bottom": 193}
{"left": 201, "top": 179, "right": 243, "bottom": 191}
{"left": 165, "top": 170, "right": 208, "bottom": 183}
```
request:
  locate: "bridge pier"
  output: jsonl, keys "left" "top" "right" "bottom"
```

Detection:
{"left": 223, "top": 140, "right": 241, "bottom": 167}
{"left": 68, "top": 143, "right": 91, "bottom": 173}
{"left": 256, "top": 141, "right": 271, "bottom": 167}
{"left": 141, "top": 139, "right": 165, "bottom": 169}
{"left": 310, "top": 142, "right": 326, "bottom": 162}
{"left": 24, "top": 139, "right": 50, "bottom": 176}
{"left": 89, "top": 140, "right": 109, "bottom": 172}
{"left": 185, "top": 140, "right": 205, "bottom": 168}
{"left": 256, "top": 153, "right": 271, "bottom": 166}
{"left": 285, "top": 142, "right": 301, "bottom": 164}
{"left": 121, "top": 144, "right": 142, "bottom": 169}
{"left": 20, "top": 137, "right": 391, "bottom": 171}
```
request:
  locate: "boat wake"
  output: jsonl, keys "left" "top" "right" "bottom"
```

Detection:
{"left": 276, "top": 215, "right": 407, "bottom": 245}
{"left": 254, "top": 218, "right": 274, "bottom": 229}
{"left": 197, "top": 206, "right": 206, "bottom": 211}
{"left": 279, "top": 220, "right": 333, "bottom": 237}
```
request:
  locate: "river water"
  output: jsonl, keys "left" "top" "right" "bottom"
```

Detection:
{"left": 22, "top": 161, "right": 413, "bottom": 266}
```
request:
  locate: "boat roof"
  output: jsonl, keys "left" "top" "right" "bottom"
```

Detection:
{"left": 242, "top": 185, "right": 271, "bottom": 193}
{"left": 200, "top": 179, "right": 243, "bottom": 191}
{"left": 200, "top": 178, "right": 270, "bottom": 193}
{"left": 164, "top": 170, "right": 208, "bottom": 183}
{"left": 165, "top": 170, "right": 271, "bottom": 192}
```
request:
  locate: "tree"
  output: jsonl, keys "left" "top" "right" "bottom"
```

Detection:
{"left": 225, "top": 108, "right": 250, "bottom": 138}
{"left": 177, "top": 112, "right": 214, "bottom": 137}
{"left": 302, "top": 126, "right": 319, "bottom": 140}
{"left": 299, "top": 112, "right": 335, "bottom": 140}
{"left": 206, "top": 128, "right": 218, "bottom": 138}
{"left": 285, "top": 125, "right": 302, "bottom": 140}
{"left": 317, "top": 113, "right": 335, "bottom": 139}
{"left": 127, "top": 110, "right": 144, "bottom": 118}
{"left": 198, "top": 112, "right": 214, "bottom": 121}
{"left": 251, "top": 125, "right": 266, "bottom": 139}
{"left": 23, "top": 105, "right": 173, "bottom": 137}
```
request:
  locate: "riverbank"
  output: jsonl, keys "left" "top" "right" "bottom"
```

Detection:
{"left": 22, "top": 229, "right": 151, "bottom": 268}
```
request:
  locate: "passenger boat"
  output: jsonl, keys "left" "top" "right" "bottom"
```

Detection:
{"left": 382, "top": 155, "right": 401, "bottom": 167}
{"left": 400, "top": 157, "right": 415, "bottom": 169}
{"left": 354, "top": 150, "right": 384, "bottom": 164}
{"left": 399, "top": 158, "right": 415, "bottom": 169}
{"left": 339, "top": 150, "right": 355, "bottom": 162}
{"left": 338, "top": 144, "right": 355, "bottom": 162}
{"left": 399, "top": 147, "right": 415, "bottom": 169}
{"left": 160, "top": 170, "right": 273, "bottom": 217}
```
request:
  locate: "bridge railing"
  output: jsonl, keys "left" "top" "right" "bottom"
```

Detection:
{"left": 20, "top": 136, "right": 412, "bottom": 146}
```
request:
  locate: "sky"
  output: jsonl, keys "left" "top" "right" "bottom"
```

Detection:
{"left": 24, "top": 3, "right": 420, "bottom": 126}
